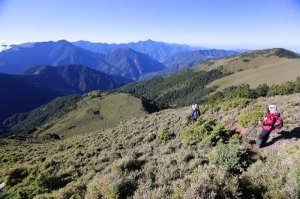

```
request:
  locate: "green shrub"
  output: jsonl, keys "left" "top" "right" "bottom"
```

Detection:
{"left": 6, "top": 167, "right": 28, "bottom": 186}
{"left": 116, "top": 158, "right": 145, "bottom": 173}
{"left": 172, "top": 164, "right": 241, "bottom": 198}
{"left": 221, "top": 98, "right": 251, "bottom": 111}
{"left": 90, "top": 173, "right": 137, "bottom": 199}
{"left": 207, "top": 142, "right": 251, "bottom": 173}
{"left": 182, "top": 119, "right": 232, "bottom": 147}
{"left": 238, "top": 108, "right": 264, "bottom": 127}
{"left": 156, "top": 129, "right": 175, "bottom": 144}
{"left": 240, "top": 143, "right": 300, "bottom": 198}
{"left": 290, "top": 101, "right": 299, "bottom": 107}
{"left": 35, "top": 172, "right": 72, "bottom": 191}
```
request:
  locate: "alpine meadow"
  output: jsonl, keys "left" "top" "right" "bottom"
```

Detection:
{"left": 1, "top": 39, "right": 300, "bottom": 199}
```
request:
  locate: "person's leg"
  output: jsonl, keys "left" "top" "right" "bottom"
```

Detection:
{"left": 256, "top": 130, "right": 269, "bottom": 148}
{"left": 261, "top": 131, "right": 271, "bottom": 146}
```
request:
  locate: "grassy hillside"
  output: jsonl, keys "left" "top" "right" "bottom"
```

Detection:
{"left": 3, "top": 91, "right": 160, "bottom": 138}
{"left": 192, "top": 48, "right": 300, "bottom": 91}
{"left": 119, "top": 48, "right": 300, "bottom": 108}
{"left": 206, "top": 57, "right": 300, "bottom": 91}
{"left": 1, "top": 48, "right": 300, "bottom": 198}
{"left": 194, "top": 48, "right": 299, "bottom": 73}
{"left": 1, "top": 92, "right": 300, "bottom": 198}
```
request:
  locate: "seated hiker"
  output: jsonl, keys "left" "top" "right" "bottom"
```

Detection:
{"left": 190, "top": 104, "right": 200, "bottom": 124}
{"left": 256, "top": 104, "right": 280, "bottom": 148}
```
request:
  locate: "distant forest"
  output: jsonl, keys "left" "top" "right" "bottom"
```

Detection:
{"left": 118, "top": 68, "right": 233, "bottom": 107}
{"left": 207, "top": 77, "right": 300, "bottom": 104}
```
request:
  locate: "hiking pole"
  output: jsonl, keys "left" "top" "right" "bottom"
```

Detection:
{"left": 245, "top": 123, "right": 259, "bottom": 136}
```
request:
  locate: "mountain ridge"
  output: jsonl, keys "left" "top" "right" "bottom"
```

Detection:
{"left": 20, "top": 64, "right": 133, "bottom": 93}
{"left": 0, "top": 72, "right": 64, "bottom": 126}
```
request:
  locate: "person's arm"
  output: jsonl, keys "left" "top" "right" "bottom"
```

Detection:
{"left": 262, "top": 114, "right": 276, "bottom": 126}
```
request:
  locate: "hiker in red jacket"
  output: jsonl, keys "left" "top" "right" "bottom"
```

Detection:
{"left": 256, "top": 104, "right": 280, "bottom": 148}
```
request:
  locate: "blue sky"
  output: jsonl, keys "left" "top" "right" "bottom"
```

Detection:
{"left": 0, "top": 0, "right": 299, "bottom": 52}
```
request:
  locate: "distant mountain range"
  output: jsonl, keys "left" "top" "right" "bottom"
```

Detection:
{"left": 20, "top": 64, "right": 133, "bottom": 93}
{"left": 0, "top": 39, "right": 242, "bottom": 126}
{"left": 140, "top": 49, "right": 240, "bottom": 80}
{"left": 0, "top": 64, "right": 132, "bottom": 126}
{"left": 72, "top": 39, "right": 203, "bottom": 62}
{"left": 0, "top": 40, "right": 241, "bottom": 80}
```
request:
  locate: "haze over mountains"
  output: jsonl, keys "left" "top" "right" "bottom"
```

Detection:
{"left": 72, "top": 39, "right": 202, "bottom": 62}
{"left": 0, "top": 39, "right": 244, "bottom": 129}
{"left": 1, "top": 39, "right": 299, "bottom": 136}
{"left": 0, "top": 40, "right": 240, "bottom": 80}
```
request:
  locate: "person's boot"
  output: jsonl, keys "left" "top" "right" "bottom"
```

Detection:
{"left": 256, "top": 139, "right": 263, "bottom": 148}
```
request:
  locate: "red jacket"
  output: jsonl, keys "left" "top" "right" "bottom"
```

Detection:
{"left": 261, "top": 112, "right": 280, "bottom": 131}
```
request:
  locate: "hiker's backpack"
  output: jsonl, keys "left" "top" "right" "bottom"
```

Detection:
{"left": 274, "top": 115, "right": 283, "bottom": 129}
{"left": 194, "top": 109, "right": 200, "bottom": 118}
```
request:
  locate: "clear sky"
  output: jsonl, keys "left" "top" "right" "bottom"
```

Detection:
{"left": 0, "top": 0, "right": 299, "bottom": 52}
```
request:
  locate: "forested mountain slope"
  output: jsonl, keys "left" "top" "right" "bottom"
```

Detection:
{"left": 0, "top": 73, "right": 63, "bottom": 127}
{"left": 19, "top": 64, "right": 132, "bottom": 94}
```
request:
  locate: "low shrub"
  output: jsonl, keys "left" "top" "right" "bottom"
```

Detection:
{"left": 207, "top": 142, "right": 251, "bottom": 173}
{"left": 238, "top": 108, "right": 264, "bottom": 127}
{"left": 35, "top": 171, "right": 72, "bottom": 191}
{"left": 88, "top": 173, "right": 137, "bottom": 199}
{"left": 116, "top": 158, "right": 145, "bottom": 173}
{"left": 182, "top": 119, "right": 232, "bottom": 148}
{"left": 240, "top": 143, "right": 300, "bottom": 198}
{"left": 6, "top": 167, "right": 28, "bottom": 186}
{"left": 172, "top": 164, "right": 241, "bottom": 198}
{"left": 221, "top": 98, "right": 251, "bottom": 111}
{"left": 156, "top": 129, "right": 175, "bottom": 144}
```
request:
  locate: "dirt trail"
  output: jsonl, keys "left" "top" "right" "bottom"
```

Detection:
{"left": 230, "top": 122, "right": 300, "bottom": 159}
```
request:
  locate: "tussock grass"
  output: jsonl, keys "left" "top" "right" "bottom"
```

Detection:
{"left": 33, "top": 91, "right": 155, "bottom": 138}
{"left": 1, "top": 92, "right": 300, "bottom": 198}
{"left": 206, "top": 58, "right": 300, "bottom": 91}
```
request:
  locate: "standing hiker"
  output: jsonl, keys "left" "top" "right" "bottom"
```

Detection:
{"left": 256, "top": 104, "right": 280, "bottom": 148}
{"left": 190, "top": 104, "right": 200, "bottom": 124}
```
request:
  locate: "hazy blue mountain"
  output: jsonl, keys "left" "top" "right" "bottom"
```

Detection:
{"left": 0, "top": 40, "right": 167, "bottom": 80}
{"left": 20, "top": 64, "right": 133, "bottom": 94}
{"left": 103, "top": 48, "right": 166, "bottom": 80}
{"left": 0, "top": 72, "right": 64, "bottom": 126}
{"left": 0, "top": 40, "right": 111, "bottom": 74}
{"left": 163, "top": 49, "right": 240, "bottom": 69}
{"left": 72, "top": 39, "right": 206, "bottom": 61}
{"left": 139, "top": 49, "right": 240, "bottom": 80}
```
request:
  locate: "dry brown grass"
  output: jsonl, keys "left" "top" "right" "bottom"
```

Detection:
{"left": 206, "top": 58, "right": 300, "bottom": 91}
{"left": 190, "top": 49, "right": 300, "bottom": 92}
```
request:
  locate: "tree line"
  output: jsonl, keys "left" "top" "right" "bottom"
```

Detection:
{"left": 207, "top": 77, "right": 300, "bottom": 104}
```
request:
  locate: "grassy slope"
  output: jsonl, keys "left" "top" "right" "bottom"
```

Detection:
{"left": 206, "top": 58, "right": 300, "bottom": 91}
{"left": 1, "top": 93, "right": 300, "bottom": 198}
{"left": 1, "top": 48, "right": 300, "bottom": 198}
{"left": 190, "top": 49, "right": 300, "bottom": 91}
{"left": 34, "top": 91, "right": 156, "bottom": 138}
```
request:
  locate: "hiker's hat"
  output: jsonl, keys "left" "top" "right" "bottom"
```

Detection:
{"left": 268, "top": 104, "right": 277, "bottom": 113}
{"left": 192, "top": 105, "right": 196, "bottom": 110}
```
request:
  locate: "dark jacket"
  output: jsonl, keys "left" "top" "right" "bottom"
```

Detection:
{"left": 191, "top": 109, "right": 200, "bottom": 120}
